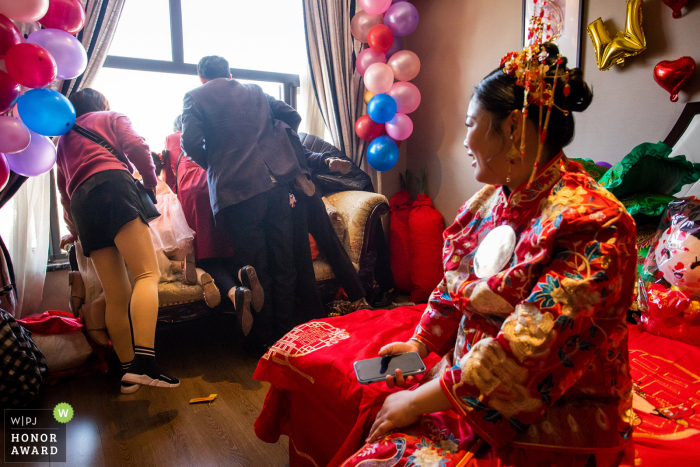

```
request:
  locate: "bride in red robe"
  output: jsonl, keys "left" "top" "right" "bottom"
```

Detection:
{"left": 338, "top": 42, "right": 637, "bottom": 466}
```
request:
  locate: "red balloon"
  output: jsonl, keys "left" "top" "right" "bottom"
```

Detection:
{"left": 367, "top": 24, "right": 394, "bottom": 54}
{"left": 39, "top": 0, "right": 86, "bottom": 34}
{"left": 0, "top": 70, "right": 20, "bottom": 113}
{"left": 5, "top": 43, "right": 57, "bottom": 88}
{"left": 0, "top": 152, "right": 9, "bottom": 192}
{"left": 662, "top": 0, "right": 689, "bottom": 18}
{"left": 0, "top": 14, "right": 22, "bottom": 57}
{"left": 355, "top": 115, "right": 385, "bottom": 141}
{"left": 654, "top": 56, "right": 696, "bottom": 102}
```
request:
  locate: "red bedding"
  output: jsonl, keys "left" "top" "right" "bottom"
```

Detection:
{"left": 254, "top": 310, "right": 700, "bottom": 467}
{"left": 628, "top": 324, "right": 700, "bottom": 467}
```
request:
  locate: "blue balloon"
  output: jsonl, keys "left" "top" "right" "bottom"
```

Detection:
{"left": 367, "top": 136, "right": 399, "bottom": 171}
{"left": 367, "top": 94, "right": 397, "bottom": 124}
{"left": 17, "top": 89, "right": 76, "bottom": 136}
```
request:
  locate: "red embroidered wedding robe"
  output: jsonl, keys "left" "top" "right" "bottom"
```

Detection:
{"left": 342, "top": 153, "right": 638, "bottom": 466}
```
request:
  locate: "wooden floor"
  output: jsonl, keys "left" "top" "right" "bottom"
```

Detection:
{"left": 0, "top": 314, "right": 289, "bottom": 467}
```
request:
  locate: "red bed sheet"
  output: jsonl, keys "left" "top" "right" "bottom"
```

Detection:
{"left": 628, "top": 324, "right": 700, "bottom": 467}
{"left": 255, "top": 310, "right": 700, "bottom": 467}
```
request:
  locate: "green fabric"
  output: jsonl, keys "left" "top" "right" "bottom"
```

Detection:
{"left": 571, "top": 158, "right": 607, "bottom": 182}
{"left": 620, "top": 193, "right": 675, "bottom": 217}
{"left": 599, "top": 142, "right": 700, "bottom": 198}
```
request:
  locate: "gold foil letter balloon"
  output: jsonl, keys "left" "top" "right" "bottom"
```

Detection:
{"left": 587, "top": 0, "right": 646, "bottom": 71}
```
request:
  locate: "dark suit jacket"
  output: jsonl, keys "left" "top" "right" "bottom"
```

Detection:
{"left": 181, "top": 78, "right": 302, "bottom": 216}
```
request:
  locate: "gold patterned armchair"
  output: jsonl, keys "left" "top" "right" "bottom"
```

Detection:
{"left": 314, "top": 190, "right": 390, "bottom": 302}
{"left": 67, "top": 241, "right": 211, "bottom": 324}
{"left": 297, "top": 132, "right": 390, "bottom": 303}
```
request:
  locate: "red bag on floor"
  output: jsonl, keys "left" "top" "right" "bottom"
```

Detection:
{"left": 409, "top": 194, "right": 444, "bottom": 303}
{"left": 18, "top": 311, "right": 109, "bottom": 382}
{"left": 389, "top": 189, "right": 412, "bottom": 294}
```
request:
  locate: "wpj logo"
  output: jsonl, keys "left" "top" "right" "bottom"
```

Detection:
{"left": 4, "top": 403, "right": 70, "bottom": 463}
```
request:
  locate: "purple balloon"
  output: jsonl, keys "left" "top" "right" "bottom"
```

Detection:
{"left": 27, "top": 28, "right": 87, "bottom": 80}
{"left": 596, "top": 161, "right": 613, "bottom": 169}
{"left": 384, "top": 2, "right": 419, "bottom": 37}
{"left": 385, "top": 35, "right": 404, "bottom": 60}
{"left": 5, "top": 129, "right": 56, "bottom": 177}
{"left": 392, "top": 0, "right": 408, "bottom": 3}
{"left": 0, "top": 116, "right": 30, "bottom": 154}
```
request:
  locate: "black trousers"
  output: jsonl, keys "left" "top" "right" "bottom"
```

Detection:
{"left": 219, "top": 185, "right": 297, "bottom": 344}
{"left": 304, "top": 192, "right": 366, "bottom": 301}
{"left": 291, "top": 190, "right": 326, "bottom": 322}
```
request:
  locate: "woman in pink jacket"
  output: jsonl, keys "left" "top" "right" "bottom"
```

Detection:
{"left": 56, "top": 89, "right": 178, "bottom": 393}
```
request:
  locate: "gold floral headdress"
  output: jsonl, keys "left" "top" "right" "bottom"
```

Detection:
{"left": 500, "top": 0, "right": 570, "bottom": 186}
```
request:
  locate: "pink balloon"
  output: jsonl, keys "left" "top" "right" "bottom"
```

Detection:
{"left": 351, "top": 10, "right": 384, "bottom": 43}
{"left": 359, "top": 0, "right": 392, "bottom": 15}
{"left": 387, "top": 81, "right": 421, "bottom": 114}
{"left": 356, "top": 48, "right": 386, "bottom": 76}
{"left": 385, "top": 113, "right": 413, "bottom": 140}
{"left": 364, "top": 62, "right": 394, "bottom": 94}
{"left": 5, "top": 129, "right": 55, "bottom": 177}
{"left": 0, "top": 152, "right": 9, "bottom": 190}
{"left": 387, "top": 50, "right": 420, "bottom": 81}
{"left": 0, "top": 116, "right": 30, "bottom": 153}
{"left": 0, "top": 0, "right": 49, "bottom": 23}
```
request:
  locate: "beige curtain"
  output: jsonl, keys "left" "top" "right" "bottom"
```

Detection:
{"left": 303, "top": 0, "right": 367, "bottom": 165}
{"left": 61, "top": 0, "right": 126, "bottom": 95}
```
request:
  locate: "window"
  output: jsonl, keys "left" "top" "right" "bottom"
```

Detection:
{"left": 47, "top": 0, "right": 311, "bottom": 265}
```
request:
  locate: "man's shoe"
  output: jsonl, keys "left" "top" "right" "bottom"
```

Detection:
{"left": 200, "top": 273, "right": 221, "bottom": 308}
{"left": 238, "top": 266, "right": 264, "bottom": 313}
{"left": 229, "top": 287, "right": 253, "bottom": 336}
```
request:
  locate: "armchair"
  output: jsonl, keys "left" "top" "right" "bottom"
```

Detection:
{"left": 297, "top": 133, "right": 391, "bottom": 303}
{"left": 67, "top": 241, "right": 212, "bottom": 325}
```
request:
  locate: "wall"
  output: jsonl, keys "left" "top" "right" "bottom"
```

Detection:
{"left": 37, "top": 269, "right": 71, "bottom": 314}
{"left": 406, "top": 0, "right": 700, "bottom": 221}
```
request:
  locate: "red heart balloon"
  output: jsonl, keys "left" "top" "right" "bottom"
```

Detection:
{"left": 662, "top": 0, "right": 689, "bottom": 19}
{"left": 654, "top": 56, "right": 696, "bottom": 102}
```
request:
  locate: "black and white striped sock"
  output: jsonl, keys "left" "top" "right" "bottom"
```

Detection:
{"left": 134, "top": 346, "right": 155, "bottom": 358}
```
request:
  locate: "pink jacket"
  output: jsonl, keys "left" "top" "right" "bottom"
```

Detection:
{"left": 56, "top": 111, "right": 156, "bottom": 234}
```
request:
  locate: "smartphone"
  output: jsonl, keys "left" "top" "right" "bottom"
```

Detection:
{"left": 353, "top": 352, "right": 426, "bottom": 385}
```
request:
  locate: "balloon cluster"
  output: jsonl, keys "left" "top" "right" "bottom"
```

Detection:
{"left": 352, "top": 0, "right": 421, "bottom": 172}
{"left": 0, "top": 0, "right": 86, "bottom": 190}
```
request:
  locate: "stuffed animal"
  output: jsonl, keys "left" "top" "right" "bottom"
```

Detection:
{"left": 642, "top": 211, "right": 700, "bottom": 345}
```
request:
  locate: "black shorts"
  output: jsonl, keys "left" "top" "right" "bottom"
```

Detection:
{"left": 70, "top": 170, "right": 149, "bottom": 257}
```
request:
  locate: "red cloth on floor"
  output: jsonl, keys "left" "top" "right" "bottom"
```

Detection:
{"left": 389, "top": 190, "right": 412, "bottom": 294}
{"left": 253, "top": 305, "right": 440, "bottom": 467}
{"left": 628, "top": 324, "right": 700, "bottom": 467}
{"left": 164, "top": 132, "right": 235, "bottom": 261}
{"left": 408, "top": 194, "right": 444, "bottom": 303}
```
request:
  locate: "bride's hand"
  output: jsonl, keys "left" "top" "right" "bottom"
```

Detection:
{"left": 366, "top": 390, "right": 420, "bottom": 443}
{"left": 378, "top": 340, "right": 428, "bottom": 388}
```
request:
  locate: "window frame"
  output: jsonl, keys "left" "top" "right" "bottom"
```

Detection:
{"left": 47, "top": 0, "right": 301, "bottom": 266}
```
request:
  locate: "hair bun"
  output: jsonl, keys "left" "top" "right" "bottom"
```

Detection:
{"left": 541, "top": 43, "right": 593, "bottom": 113}
{"left": 562, "top": 68, "right": 593, "bottom": 113}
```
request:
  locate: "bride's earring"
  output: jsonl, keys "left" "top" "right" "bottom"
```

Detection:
{"left": 506, "top": 135, "right": 518, "bottom": 183}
